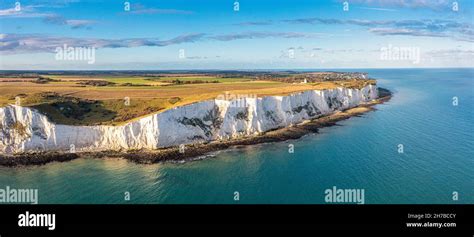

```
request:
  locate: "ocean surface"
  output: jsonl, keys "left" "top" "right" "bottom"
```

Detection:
{"left": 0, "top": 68, "right": 473, "bottom": 204}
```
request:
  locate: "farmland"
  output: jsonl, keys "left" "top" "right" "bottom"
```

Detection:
{"left": 0, "top": 72, "right": 375, "bottom": 126}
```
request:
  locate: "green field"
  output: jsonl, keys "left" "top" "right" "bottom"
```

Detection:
{"left": 152, "top": 77, "right": 251, "bottom": 83}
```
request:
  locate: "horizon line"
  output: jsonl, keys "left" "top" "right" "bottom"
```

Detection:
{"left": 1, "top": 67, "right": 473, "bottom": 72}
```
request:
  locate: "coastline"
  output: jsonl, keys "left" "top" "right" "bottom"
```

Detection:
{"left": 0, "top": 88, "right": 392, "bottom": 167}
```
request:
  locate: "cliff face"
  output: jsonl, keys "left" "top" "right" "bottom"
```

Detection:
{"left": 0, "top": 85, "right": 378, "bottom": 154}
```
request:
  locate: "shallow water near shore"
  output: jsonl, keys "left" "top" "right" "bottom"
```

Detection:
{"left": 0, "top": 68, "right": 473, "bottom": 204}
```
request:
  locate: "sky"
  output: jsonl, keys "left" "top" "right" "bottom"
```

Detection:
{"left": 1, "top": 0, "right": 473, "bottom": 70}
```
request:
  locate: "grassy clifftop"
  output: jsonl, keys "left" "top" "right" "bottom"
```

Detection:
{"left": 0, "top": 72, "right": 376, "bottom": 126}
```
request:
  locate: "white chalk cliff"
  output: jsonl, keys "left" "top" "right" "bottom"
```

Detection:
{"left": 0, "top": 85, "right": 378, "bottom": 154}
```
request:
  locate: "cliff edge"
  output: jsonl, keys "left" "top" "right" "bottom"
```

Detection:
{"left": 0, "top": 85, "right": 378, "bottom": 155}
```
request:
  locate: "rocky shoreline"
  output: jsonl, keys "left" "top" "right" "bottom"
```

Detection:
{"left": 0, "top": 88, "right": 392, "bottom": 167}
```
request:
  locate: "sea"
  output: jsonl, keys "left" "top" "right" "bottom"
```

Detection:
{"left": 0, "top": 68, "right": 473, "bottom": 204}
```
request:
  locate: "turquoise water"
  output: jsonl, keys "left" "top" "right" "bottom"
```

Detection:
{"left": 0, "top": 68, "right": 473, "bottom": 204}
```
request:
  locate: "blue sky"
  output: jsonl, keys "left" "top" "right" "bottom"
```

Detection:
{"left": 1, "top": 0, "right": 473, "bottom": 69}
